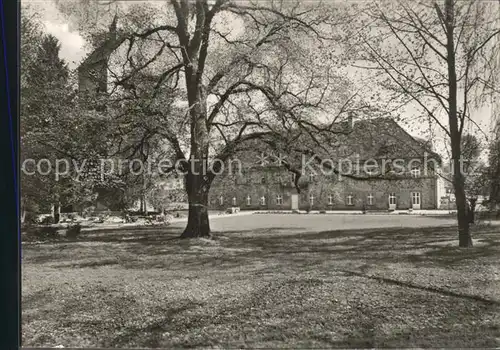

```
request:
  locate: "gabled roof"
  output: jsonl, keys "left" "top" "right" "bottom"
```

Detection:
{"left": 343, "top": 118, "right": 441, "bottom": 162}
{"left": 233, "top": 117, "right": 442, "bottom": 166}
{"left": 78, "top": 15, "right": 125, "bottom": 70}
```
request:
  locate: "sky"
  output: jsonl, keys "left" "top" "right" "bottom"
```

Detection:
{"left": 24, "top": 0, "right": 498, "bottom": 158}
{"left": 26, "top": 0, "right": 87, "bottom": 68}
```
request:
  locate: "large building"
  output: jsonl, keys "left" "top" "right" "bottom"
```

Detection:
{"left": 75, "top": 17, "right": 443, "bottom": 213}
{"left": 208, "top": 118, "right": 443, "bottom": 211}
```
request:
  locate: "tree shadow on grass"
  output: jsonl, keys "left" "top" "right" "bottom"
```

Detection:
{"left": 103, "top": 301, "right": 205, "bottom": 348}
{"left": 23, "top": 223, "right": 500, "bottom": 273}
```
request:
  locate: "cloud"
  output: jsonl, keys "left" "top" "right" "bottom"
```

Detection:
{"left": 43, "top": 21, "right": 86, "bottom": 68}
{"left": 23, "top": 0, "right": 86, "bottom": 68}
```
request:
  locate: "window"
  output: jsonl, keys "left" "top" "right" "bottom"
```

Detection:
{"left": 389, "top": 193, "right": 396, "bottom": 205}
{"left": 246, "top": 195, "right": 251, "bottom": 206}
{"left": 364, "top": 159, "right": 379, "bottom": 176}
{"left": 384, "top": 161, "right": 394, "bottom": 174}
{"left": 276, "top": 194, "right": 283, "bottom": 205}
{"left": 411, "top": 192, "right": 421, "bottom": 206}
{"left": 261, "top": 177, "right": 266, "bottom": 184}
{"left": 259, "top": 152, "right": 268, "bottom": 166}
{"left": 346, "top": 194, "right": 353, "bottom": 206}
{"left": 367, "top": 193, "right": 374, "bottom": 205}
{"left": 219, "top": 195, "right": 224, "bottom": 205}
{"left": 328, "top": 194, "right": 334, "bottom": 205}
{"left": 366, "top": 165, "right": 378, "bottom": 176}
{"left": 309, "top": 194, "right": 314, "bottom": 205}
{"left": 275, "top": 152, "right": 283, "bottom": 165}
{"left": 309, "top": 173, "right": 316, "bottom": 182}
{"left": 232, "top": 197, "right": 237, "bottom": 206}
{"left": 411, "top": 166, "right": 421, "bottom": 177}
{"left": 260, "top": 196, "right": 266, "bottom": 205}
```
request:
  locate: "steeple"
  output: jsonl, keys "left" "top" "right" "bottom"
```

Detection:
{"left": 77, "top": 15, "right": 124, "bottom": 96}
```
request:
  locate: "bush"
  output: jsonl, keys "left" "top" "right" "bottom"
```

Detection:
{"left": 66, "top": 224, "right": 81, "bottom": 239}
{"left": 22, "top": 211, "right": 38, "bottom": 228}
{"left": 23, "top": 226, "right": 59, "bottom": 242}
{"left": 40, "top": 216, "right": 54, "bottom": 225}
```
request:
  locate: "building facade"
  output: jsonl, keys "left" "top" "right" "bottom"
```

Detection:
{"left": 208, "top": 118, "right": 442, "bottom": 211}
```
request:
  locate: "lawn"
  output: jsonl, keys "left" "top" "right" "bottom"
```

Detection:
{"left": 22, "top": 215, "right": 500, "bottom": 348}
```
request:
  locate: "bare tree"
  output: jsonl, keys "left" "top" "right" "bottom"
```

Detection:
{"left": 353, "top": 0, "right": 500, "bottom": 247}
{"left": 57, "top": 0, "right": 362, "bottom": 238}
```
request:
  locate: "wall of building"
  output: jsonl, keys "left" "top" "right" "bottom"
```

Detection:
{"left": 209, "top": 165, "right": 439, "bottom": 211}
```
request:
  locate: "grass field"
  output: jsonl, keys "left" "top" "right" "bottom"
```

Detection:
{"left": 22, "top": 216, "right": 500, "bottom": 348}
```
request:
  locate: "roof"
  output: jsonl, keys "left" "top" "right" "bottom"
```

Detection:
{"left": 78, "top": 15, "right": 125, "bottom": 70}
{"left": 345, "top": 118, "right": 441, "bottom": 161}
{"left": 233, "top": 117, "right": 442, "bottom": 167}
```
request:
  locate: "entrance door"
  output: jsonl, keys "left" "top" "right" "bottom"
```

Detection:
{"left": 411, "top": 192, "right": 421, "bottom": 210}
{"left": 388, "top": 193, "right": 397, "bottom": 210}
{"left": 291, "top": 194, "right": 299, "bottom": 210}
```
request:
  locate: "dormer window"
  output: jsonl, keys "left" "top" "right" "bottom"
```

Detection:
{"left": 274, "top": 152, "right": 284, "bottom": 165}
{"left": 365, "top": 160, "right": 379, "bottom": 176}
{"left": 411, "top": 166, "right": 421, "bottom": 177}
{"left": 259, "top": 152, "right": 268, "bottom": 166}
{"left": 366, "top": 167, "right": 377, "bottom": 176}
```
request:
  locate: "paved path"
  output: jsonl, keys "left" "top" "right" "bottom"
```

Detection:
{"left": 82, "top": 211, "right": 499, "bottom": 233}
{"left": 166, "top": 213, "right": 461, "bottom": 234}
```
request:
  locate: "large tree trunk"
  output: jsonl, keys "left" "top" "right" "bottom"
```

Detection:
{"left": 453, "top": 169, "right": 472, "bottom": 247}
{"left": 445, "top": 0, "right": 472, "bottom": 248}
{"left": 20, "top": 199, "right": 26, "bottom": 225}
{"left": 180, "top": 79, "right": 212, "bottom": 238}
{"left": 139, "top": 196, "right": 144, "bottom": 214}
{"left": 468, "top": 198, "right": 477, "bottom": 224}
{"left": 53, "top": 202, "right": 60, "bottom": 224}
{"left": 181, "top": 172, "right": 212, "bottom": 239}
{"left": 176, "top": 11, "right": 215, "bottom": 238}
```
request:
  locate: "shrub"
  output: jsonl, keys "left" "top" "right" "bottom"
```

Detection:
{"left": 66, "top": 224, "right": 81, "bottom": 239}
{"left": 23, "top": 226, "right": 59, "bottom": 242}
{"left": 319, "top": 210, "right": 326, "bottom": 214}
{"left": 40, "top": 216, "right": 54, "bottom": 225}
{"left": 22, "top": 211, "right": 38, "bottom": 228}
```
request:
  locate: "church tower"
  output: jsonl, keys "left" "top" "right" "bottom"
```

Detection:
{"left": 77, "top": 15, "right": 123, "bottom": 96}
